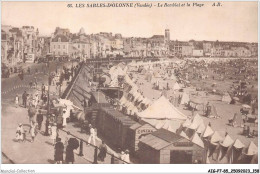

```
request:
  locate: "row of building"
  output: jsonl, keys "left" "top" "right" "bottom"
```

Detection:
{"left": 50, "top": 27, "right": 258, "bottom": 59}
{"left": 1, "top": 25, "right": 258, "bottom": 67}
{"left": 1, "top": 25, "right": 46, "bottom": 66}
{"left": 169, "top": 40, "right": 258, "bottom": 58}
{"left": 49, "top": 27, "right": 170, "bottom": 60}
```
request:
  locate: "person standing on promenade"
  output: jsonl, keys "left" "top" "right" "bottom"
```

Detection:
{"left": 15, "top": 94, "right": 19, "bottom": 108}
{"left": 54, "top": 138, "right": 64, "bottom": 164}
{"left": 87, "top": 124, "right": 96, "bottom": 146}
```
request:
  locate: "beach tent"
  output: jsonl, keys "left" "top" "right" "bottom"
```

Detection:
{"left": 109, "top": 77, "right": 119, "bottom": 87}
{"left": 169, "top": 74, "right": 177, "bottom": 81}
{"left": 141, "top": 68, "right": 146, "bottom": 75}
{"left": 135, "top": 94, "right": 144, "bottom": 102}
{"left": 192, "top": 132, "right": 204, "bottom": 148}
{"left": 138, "top": 96, "right": 187, "bottom": 120}
{"left": 220, "top": 135, "right": 234, "bottom": 148}
{"left": 188, "top": 113, "right": 204, "bottom": 130}
{"left": 180, "top": 92, "right": 190, "bottom": 105}
{"left": 173, "top": 82, "right": 181, "bottom": 90}
{"left": 153, "top": 71, "right": 161, "bottom": 78}
{"left": 142, "top": 98, "right": 152, "bottom": 106}
{"left": 196, "top": 122, "right": 206, "bottom": 135}
{"left": 180, "top": 131, "right": 189, "bottom": 139}
{"left": 222, "top": 92, "right": 232, "bottom": 104}
{"left": 182, "top": 118, "right": 192, "bottom": 128}
{"left": 155, "top": 120, "right": 165, "bottom": 129}
{"left": 233, "top": 139, "right": 245, "bottom": 149}
{"left": 207, "top": 131, "right": 223, "bottom": 159}
{"left": 229, "top": 139, "right": 245, "bottom": 163}
{"left": 217, "top": 135, "right": 234, "bottom": 162}
{"left": 119, "top": 96, "right": 128, "bottom": 105}
{"left": 162, "top": 120, "right": 175, "bottom": 133}
{"left": 202, "top": 125, "right": 214, "bottom": 138}
{"left": 210, "top": 131, "right": 224, "bottom": 145}
{"left": 246, "top": 141, "right": 258, "bottom": 156}
{"left": 234, "top": 141, "right": 258, "bottom": 164}
{"left": 143, "top": 119, "right": 158, "bottom": 127}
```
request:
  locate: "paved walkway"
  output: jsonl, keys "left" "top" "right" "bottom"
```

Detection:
{"left": 2, "top": 62, "right": 123, "bottom": 164}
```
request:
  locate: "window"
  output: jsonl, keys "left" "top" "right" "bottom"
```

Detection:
{"left": 58, "top": 38, "right": 61, "bottom": 42}
{"left": 58, "top": 45, "right": 60, "bottom": 49}
{"left": 63, "top": 45, "right": 65, "bottom": 49}
{"left": 78, "top": 44, "right": 80, "bottom": 49}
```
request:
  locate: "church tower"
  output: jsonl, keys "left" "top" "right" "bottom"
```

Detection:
{"left": 165, "top": 29, "right": 170, "bottom": 42}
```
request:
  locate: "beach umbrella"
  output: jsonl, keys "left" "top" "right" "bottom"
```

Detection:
{"left": 68, "top": 138, "right": 79, "bottom": 150}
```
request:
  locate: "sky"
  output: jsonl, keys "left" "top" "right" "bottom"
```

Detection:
{"left": 1, "top": 1, "right": 258, "bottom": 42}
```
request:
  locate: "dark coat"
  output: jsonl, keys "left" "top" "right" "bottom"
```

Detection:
{"left": 98, "top": 144, "right": 107, "bottom": 161}
{"left": 22, "top": 92, "right": 27, "bottom": 100}
{"left": 36, "top": 114, "right": 43, "bottom": 123}
{"left": 28, "top": 106, "right": 37, "bottom": 118}
{"left": 54, "top": 142, "right": 64, "bottom": 161}
{"left": 65, "top": 146, "right": 74, "bottom": 163}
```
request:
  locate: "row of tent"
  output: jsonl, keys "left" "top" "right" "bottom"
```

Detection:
{"left": 118, "top": 73, "right": 153, "bottom": 116}
{"left": 179, "top": 113, "right": 258, "bottom": 163}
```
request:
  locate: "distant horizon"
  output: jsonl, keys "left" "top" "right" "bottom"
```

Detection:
{"left": 2, "top": 1, "right": 258, "bottom": 43}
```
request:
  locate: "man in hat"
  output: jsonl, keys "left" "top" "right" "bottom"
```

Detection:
{"left": 54, "top": 138, "right": 64, "bottom": 164}
{"left": 87, "top": 124, "right": 96, "bottom": 146}
{"left": 42, "top": 83, "right": 46, "bottom": 94}
{"left": 206, "top": 102, "right": 211, "bottom": 117}
{"left": 22, "top": 91, "right": 28, "bottom": 108}
{"left": 36, "top": 110, "right": 43, "bottom": 131}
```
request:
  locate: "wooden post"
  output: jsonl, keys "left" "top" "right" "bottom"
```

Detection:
{"left": 79, "top": 140, "right": 84, "bottom": 156}
{"left": 93, "top": 146, "right": 98, "bottom": 164}
{"left": 111, "top": 154, "right": 115, "bottom": 164}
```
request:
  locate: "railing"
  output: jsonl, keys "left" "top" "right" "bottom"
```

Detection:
{"left": 61, "top": 63, "right": 83, "bottom": 99}
{"left": 58, "top": 128, "right": 130, "bottom": 164}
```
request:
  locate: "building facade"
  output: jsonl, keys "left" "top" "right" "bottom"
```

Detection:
{"left": 50, "top": 35, "right": 70, "bottom": 57}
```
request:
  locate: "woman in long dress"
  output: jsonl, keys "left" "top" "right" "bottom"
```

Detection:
{"left": 54, "top": 138, "right": 64, "bottom": 164}
{"left": 50, "top": 123, "right": 57, "bottom": 145}
{"left": 15, "top": 94, "right": 19, "bottom": 108}
{"left": 65, "top": 145, "right": 74, "bottom": 164}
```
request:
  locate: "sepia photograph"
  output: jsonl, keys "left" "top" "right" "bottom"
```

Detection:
{"left": 0, "top": 0, "right": 259, "bottom": 172}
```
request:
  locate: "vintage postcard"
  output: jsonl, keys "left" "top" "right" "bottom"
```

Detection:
{"left": 1, "top": 0, "right": 259, "bottom": 173}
